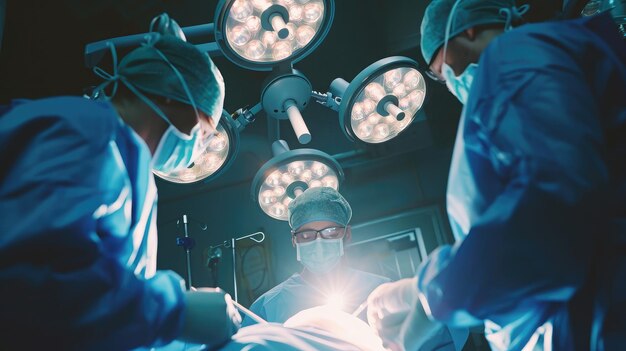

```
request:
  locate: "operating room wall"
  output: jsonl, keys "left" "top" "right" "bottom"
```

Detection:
{"left": 155, "top": 144, "right": 454, "bottom": 307}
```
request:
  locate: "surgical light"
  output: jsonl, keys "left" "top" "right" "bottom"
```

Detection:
{"left": 153, "top": 110, "right": 240, "bottom": 184}
{"left": 325, "top": 56, "right": 427, "bottom": 144}
{"left": 214, "top": 0, "right": 335, "bottom": 70}
{"left": 251, "top": 140, "right": 344, "bottom": 220}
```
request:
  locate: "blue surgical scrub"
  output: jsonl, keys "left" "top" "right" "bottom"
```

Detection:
{"left": 242, "top": 267, "right": 389, "bottom": 326}
{"left": 0, "top": 97, "right": 186, "bottom": 350}
{"left": 416, "top": 14, "right": 626, "bottom": 351}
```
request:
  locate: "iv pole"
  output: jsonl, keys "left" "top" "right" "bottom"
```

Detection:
{"left": 209, "top": 231, "right": 265, "bottom": 302}
{"left": 175, "top": 214, "right": 208, "bottom": 290}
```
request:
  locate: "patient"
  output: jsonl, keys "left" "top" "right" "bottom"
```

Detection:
{"left": 162, "top": 302, "right": 462, "bottom": 351}
{"left": 220, "top": 306, "right": 385, "bottom": 351}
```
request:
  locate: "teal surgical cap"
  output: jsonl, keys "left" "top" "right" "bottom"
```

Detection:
{"left": 117, "top": 34, "right": 225, "bottom": 125}
{"left": 420, "top": 0, "right": 517, "bottom": 65}
{"left": 288, "top": 187, "right": 352, "bottom": 230}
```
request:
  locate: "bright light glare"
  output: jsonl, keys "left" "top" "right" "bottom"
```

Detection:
{"left": 324, "top": 292, "right": 346, "bottom": 310}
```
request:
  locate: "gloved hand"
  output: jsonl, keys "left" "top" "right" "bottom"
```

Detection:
{"left": 179, "top": 288, "right": 241, "bottom": 348}
{"left": 367, "top": 278, "right": 419, "bottom": 350}
{"left": 368, "top": 278, "right": 470, "bottom": 351}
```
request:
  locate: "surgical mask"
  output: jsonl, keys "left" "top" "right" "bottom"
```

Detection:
{"left": 151, "top": 124, "right": 210, "bottom": 173}
{"left": 442, "top": 62, "right": 478, "bottom": 105}
{"left": 296, "top": 238, "right": 344, "bottom": 275}
{"left": 442, "top": 0, "right": 477, "bottom": 105}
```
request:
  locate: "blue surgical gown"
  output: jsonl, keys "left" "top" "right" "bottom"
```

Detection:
{"left": 416, "top": 13, "right": 626, "bottom": 351}
{"left": 0, "top": 97, "right": 186, "bottom": 350}
{"left": 242, "top": 267, "right": 389, "bottom": 326}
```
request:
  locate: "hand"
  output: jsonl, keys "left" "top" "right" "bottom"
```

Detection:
{"left": 180, "top": 288, "right": 242, "bottom": 347}
{"left": 367, "top": 278, "right": 419, "bottom": 350}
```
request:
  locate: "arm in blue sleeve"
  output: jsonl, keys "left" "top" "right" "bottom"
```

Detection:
{"left": 0, "top": 110, "right": 185, "bottom": 349}
{"left": 416, "top": 39, "right": 610, "bottom": 326}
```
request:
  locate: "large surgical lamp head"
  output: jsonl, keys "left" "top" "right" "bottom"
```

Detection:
{"left": 327, "top": 57, "right": 427, "bottom": 144}
{"left": 214, "top": 0, "right": 335, "bottom": 71}
{"left": 251, "top": 140, "right": 344, "bottom": 220}
{"left": 154, "top": 110, "right": 240, "bottom": 184}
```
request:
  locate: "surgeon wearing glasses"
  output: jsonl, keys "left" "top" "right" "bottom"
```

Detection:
{"left": 241, "top": 187, "right": 390, "bottom": 326}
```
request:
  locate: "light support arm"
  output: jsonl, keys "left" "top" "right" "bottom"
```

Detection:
{"left": 84, "top": 21, "right": 221, "bottom": 68}
{"left": 284, "top": 99, "right": 311, "bottom": 144}
{"left": 232, "top": 102, "right": 263, "bottom": 132}
{"left": 311, "top": 90, "right": 341, "bottom": 112}
{"left": 261, "top": 68, "right": 313, "bottom": 145}
{"left": 311, "top": 77, "right": 348, "bottom": 112}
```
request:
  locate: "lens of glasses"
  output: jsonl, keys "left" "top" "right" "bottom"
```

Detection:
{"left": 319, "top": 227, "right": 344, "bottom": 239}
{"left": 294, "top": 227, "right": 345, "bottom": 243}
{"left": 424, "top": 69, "right": 445, "bottom": 84}
{"left": 294, "top": 230, "right": 318, "bottom": 242}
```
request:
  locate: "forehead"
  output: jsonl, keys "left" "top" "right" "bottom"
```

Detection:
{"left": 295, "top": 220, "right": 342, "bottom": 231}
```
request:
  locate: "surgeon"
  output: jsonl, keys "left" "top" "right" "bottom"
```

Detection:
{"left": 0, "top": 33, "right": 241, "bottom": 349}
{"left": 241, "top": 187, "right": 390, "bottom": 326}
{"left": 368, "top": 0, "right": 626, "bottom": 350}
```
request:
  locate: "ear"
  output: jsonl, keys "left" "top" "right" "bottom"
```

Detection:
{"left": 464, "top": 27, "right": 476, "bottom": 41}
{"left": 344, "top": 225, "right": 352, "bottom": 244}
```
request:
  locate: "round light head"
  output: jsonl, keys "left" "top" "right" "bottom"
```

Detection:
{"left": 338, "top": 56, "right": 426, "bottom": 144}
{"left": 251, "top": 149, "right": 344, "bottom": 221}
{"left": 215, "top": 0, "right": 335, "bottom": 71}
{"left": 153, "top": 111, "right": 240, "bottom": 184}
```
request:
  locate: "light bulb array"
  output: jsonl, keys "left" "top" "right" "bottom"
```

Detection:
{"left": 226, "top": 0, "right": 326, "bottom": 63}
{"left": 258, "top": 160, "right": 339, "bottom": 220}
{"left": 349, "top": 67, "right": 425, "bottom": 143}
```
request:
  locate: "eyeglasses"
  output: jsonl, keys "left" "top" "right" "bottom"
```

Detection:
{"left": 292, "top": 226, "right": 346, "bottom": 243}
{"left": 424, "top": 69, "right": 446, "bottom": 85}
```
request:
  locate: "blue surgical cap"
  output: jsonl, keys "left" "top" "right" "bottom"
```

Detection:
{"left": 117, "top": 35, "right": 225, "bottom": 125}
{"left": 420, "top": 0, "right": 517, "bottom": 65}
{"left": 288, "top": 187, "right": 352, "bottom": 230}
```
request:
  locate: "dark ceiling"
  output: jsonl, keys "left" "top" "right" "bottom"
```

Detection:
{"left": 0, "top": 0, "right": 564, "bottom": 202}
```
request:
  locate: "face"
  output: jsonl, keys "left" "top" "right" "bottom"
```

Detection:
{"left": 428, "top": 29, "right": 476, "bottom": 81}
{"left": 160, "top": 99, "right": 216, "bottom": 138}
{"left": 291, "top": 221, "right": 352, "bottom": 247}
